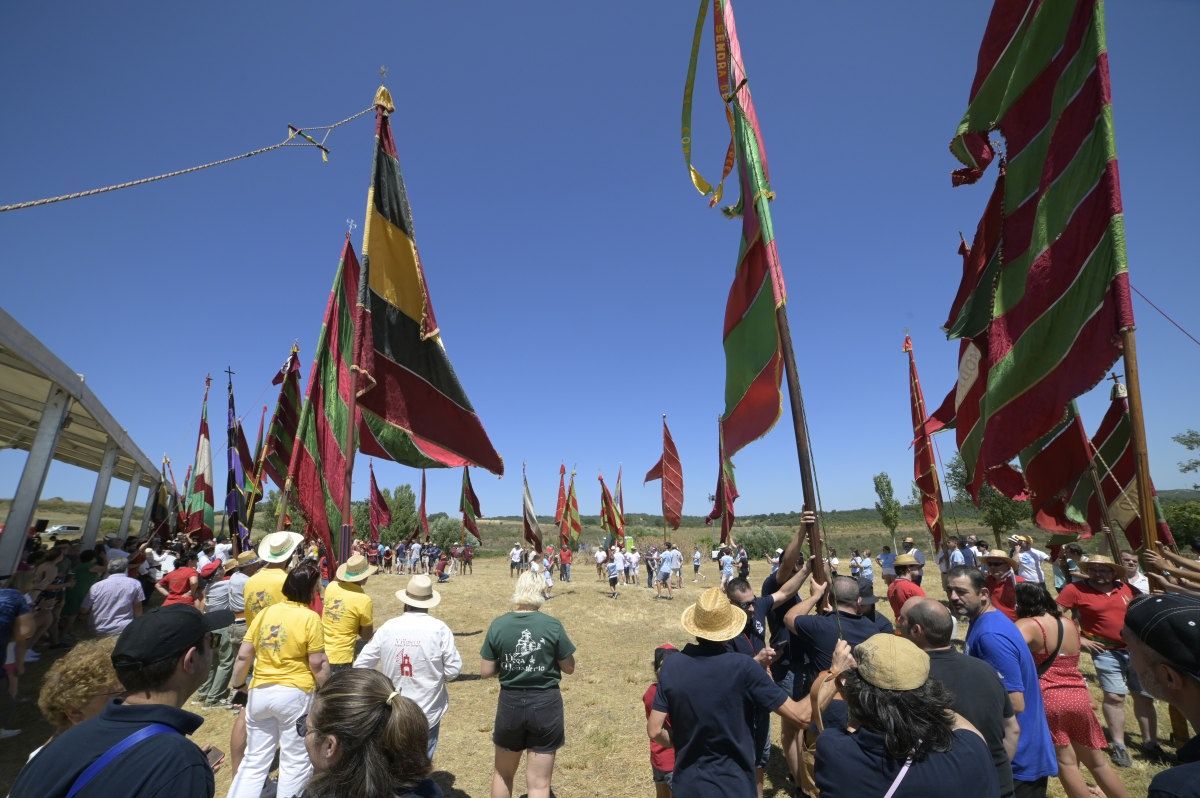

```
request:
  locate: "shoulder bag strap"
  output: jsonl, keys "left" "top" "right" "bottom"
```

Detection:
{"left": 882, "top": 754, "right": 916, "bottom": 798}
{"left": 1036, "top": 616, "right": 1065, "bottom": 677}
{"left": 66, "top": 722, "right": 179, "bottom": 798}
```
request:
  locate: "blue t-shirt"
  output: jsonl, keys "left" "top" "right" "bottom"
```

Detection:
{"left": 605, "top": 561, "right": 619, "bottom": 579}
{"left": 965, "top": 610, "right": 1058, "bottom": 782}
{"left": 878, "top": 552, "right": 898, "bottom": 575}
{"left": 815, "top": 727, "right": 1000, "bottom": 797}
{"left": 720, "top": 555, "right": 734, "bottom": 574}
{"left": 653, "top": 642, "right": 787, "bottom": 797}
{"left": 0, "top": 588, "right": 31, "bottom": 651}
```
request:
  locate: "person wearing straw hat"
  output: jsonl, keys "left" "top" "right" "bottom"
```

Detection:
{"left": 980, "top": 549, "right": 1025, "bottom": 621}
{"left": 355, "top": 574, "right": 462, "bottom": 761}
{"left": 648, "top": 586, "right": 853, "bottom": 798}
{"left": 887, "top": 553, "right": 926, "bottom": 618}
{"left": 322, "top": 554, "right": 376, "bottom": 674}
{"left": 1057, "top": 554, "right": 1160, "bottom": 768}
{"left": 812, "top": 634, "right": 1000, "bottom": 797}
{"left": 900, "top": 536, "right": 926, "bottom": 586}
{"left": 244, "top": 531, "right": 303, "bottom": 626}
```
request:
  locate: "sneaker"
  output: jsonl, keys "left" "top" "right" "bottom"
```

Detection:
{"left": 1110, "top": 743, "right": 1133, "bottom": 767}
{"left": 1139, "top": 743, "right": 1173, "bottom": 765}
{"left": 23, "top": 650, "right": 39, "bottom": 662}
{"left": 0, "top": 729, "right": 21, "bottom": 740}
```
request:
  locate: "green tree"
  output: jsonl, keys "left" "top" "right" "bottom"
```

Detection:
{"left": 1173, "top": 430, "right": 1200, "bottom": 489}
{"left": 873, "top": 473, "right": 902, "bottom": 551}
{"left": 1165, "top": 501, "right": 1200, "bottom": 541}
{"left": 944, "top": 453, "right": 1028, "bottom": 547}
{"left": 375, "top": 484, "right": 417, "bottom": 545}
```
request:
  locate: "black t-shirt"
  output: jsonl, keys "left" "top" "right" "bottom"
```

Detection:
{"left": 1150, "top": 735, "right": 1200, "bottom": 798}
{"left": 815, "top": 727, "right": 1000, "bottom": 798}
{"left": 927, "top": 648, "right": 1016, "bottom": 798}
{"left": 653, "top": 641, "right": 787, "bottom": 797}
{"left": 789, "top": 610, "right": 893, "bottom": 695}
{"left": 760, "top": 572, "right": 797, "bottom": 679}
{"left": 11, "top": 699, "right": 213, "bottom": 798}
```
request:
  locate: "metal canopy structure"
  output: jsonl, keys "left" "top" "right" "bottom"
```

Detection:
{"left": 0, "top": 308, "right": 157, "bottom": 485}
{"left": 0, "top": 307, "right": 164, "bottom": 577}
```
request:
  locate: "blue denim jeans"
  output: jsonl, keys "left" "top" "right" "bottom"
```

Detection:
{"left": 427, "top": 720, "right": 440, "bottom": 760}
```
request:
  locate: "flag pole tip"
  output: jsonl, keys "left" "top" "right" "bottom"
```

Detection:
{"left": 374, "top": 86, "right": 395, "bottom": 114}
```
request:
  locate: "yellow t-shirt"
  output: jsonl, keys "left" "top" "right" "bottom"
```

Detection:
{"left": 247, "top": 600, "right": 324, "bottom": 691}
{"left": 321, "top": 581, "right": 374, "bottom": 665}
{"left": 243, "top": 566, "right": 288, "bottom": 626}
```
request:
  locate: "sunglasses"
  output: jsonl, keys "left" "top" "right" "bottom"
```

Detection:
{"left": 295, "top": 712, "right": 310, "bottom": 738}
{"left": 739, "top": 599, "right": 756, "bottom": 610}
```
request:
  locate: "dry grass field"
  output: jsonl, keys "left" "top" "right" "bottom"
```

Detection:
{"left": 0, "top": 537, "right": 1176, "bottom": 797}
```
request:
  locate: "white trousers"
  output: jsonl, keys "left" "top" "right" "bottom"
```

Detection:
{"left": 227, "top": 684, "right": 313, "bottom": 798}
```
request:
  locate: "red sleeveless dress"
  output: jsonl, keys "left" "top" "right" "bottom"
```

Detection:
{"left": 1033, "top": 617, "right": 1107, "bottom": 749}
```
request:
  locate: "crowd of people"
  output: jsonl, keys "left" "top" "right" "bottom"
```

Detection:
{"left": 4, "top": 521, "right": 1200, "bottom": 798}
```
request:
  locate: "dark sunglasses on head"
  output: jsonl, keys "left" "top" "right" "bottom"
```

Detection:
{"left": 295, "top": 713, "right": 309, "bottom": 738}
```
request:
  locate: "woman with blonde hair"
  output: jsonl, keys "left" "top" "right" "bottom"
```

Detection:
{"left": 32, "top": 636, "right": 123, "bottom": 757}
{"left": 480, "top": 569, "right": 576, "bottom": 798}
{"left": 301, "top": 668, "right": 441, "bottom": 797}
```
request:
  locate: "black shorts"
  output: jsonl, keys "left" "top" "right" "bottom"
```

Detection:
{"left": 493, "top": 688, "right": 565, "bottom": 753}
{"left": 608, "top": 576, "right": 619, "bottom": 588}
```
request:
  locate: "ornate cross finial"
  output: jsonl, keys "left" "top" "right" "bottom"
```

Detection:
{"left": 380, "top": 65, "right": 388, "bottom": 81}
{"left": 346, "top": 218, "right": 358, "bottom": 235}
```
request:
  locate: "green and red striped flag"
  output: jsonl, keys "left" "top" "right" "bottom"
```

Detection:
{"left": 368, "top": 461, "right": 391, "bottom": 545}
{"left": 949, "top": 0, "right": 1135, "bottom": 473}
{"left": 903, "top": 336, "right": 946, "bottom": 548}
{"left": 598, "top": 474, "right": 624, "bottom": 544}
{"left": 704, "top": 428, "right": 739, "bottom": 544}
{"left": 287, "top": 239, "right": 362, "bottom": 562}
{"left": 184, "top": 376, "right": 215, "bottom": 540}
{"left": 1017, "top": 401, "right": 1092, "bottom": 535}
{"left": 682, "top": 0, "right": 788, "bottom": 458}
{"left": 644, "top": 416, "right": 684, "bottom": 531}
{"left": 554, "top": 464, "right": 567, "bottom": 528}
{"left": 262, "top": 346, "right": 302, "bottom": 491}
{"left": 522, "top": 464, "right": 543, "bottom": 553}
{"left": 460, "top": 466, "right": 481, "bottom": 542}
{"left": 564, "top": 470, "right": 582, "bottom": 547}
{"left": 1063, "top": 383, "right": 1175, "bottom": 549}
{"left": 357, "top": 87, "right": 503, "bottom": 476}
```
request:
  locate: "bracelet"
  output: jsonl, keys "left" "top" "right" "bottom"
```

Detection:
{"left": 231, "top": 683, "right": 247, "bottom": 691}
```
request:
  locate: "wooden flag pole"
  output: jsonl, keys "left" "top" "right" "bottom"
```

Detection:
{"left": 1120, "top": 330, "right": 1158, "bottom": 552}
{"left": 776, "top": 305, "right": 827, "bottom": 587}
{"left": 661, "top": 413, "right": 670, "bottom": 545}
{"left": 1086, "top": 456, "right": 1126, "bottom": 562}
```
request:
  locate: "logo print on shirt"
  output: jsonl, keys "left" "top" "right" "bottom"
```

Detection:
{"left": 502, "top": 629, "right": 547, "bottom": 673}
{"left": 325, "top": 598, "right": 345, "bottom": 622}
{"left": 400, "top": 651, "right": 413, "bottom": 678}
{"left": 262, "top": 623, "right": 287, "bottom": 653}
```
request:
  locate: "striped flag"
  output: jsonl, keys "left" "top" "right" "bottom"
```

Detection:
{"left": 262, "top": 346, "right": 302, "bottom": 491}
{"left": 644, "top": 417, "right": 684, "bottom": 530}
{"left": 598, "top": 474, "right": 624, "bottom": 543}
{"left": 224, "top": 376, "right": 254, "bottom": 551}
{"left": 704, "top": 429, "right": 739, "bottom": 544}
{"left": 184, "top": 376, "right": 215, "bottom": 540}
{"left": 682, "top": 0, "right": 788, "bottom": 458}
{"left": 564, "top": 470, "right": 582, "bottom": 547}
{"left": 554, "top": 464, "right": 567, "bottom": 527}
{"left": 1064, "top": 383, "right": 1175, "bottom": 549}
{"left": 368, "top": 461, "right": 391, "bottom": 544}
{"left": 417, "top": 469, "right": 431, "bottom": 543}
{"left": 356, "top": 88, "right": 503, "bottom": 476}
{"left": 1017, "top": 402, "right": 1092, "bottom": 535}
{"left": 460, "top": 466, "right": 481, "bottom": 541}
{"left": 615, "top": 467, "right": 625, "bottom": 525}
{"left": 288, "top": 239, "right": 362, "bottom": 563}
{"left": 522, "top": 464, "right": 543, "bottom": 553}
{"left": 904, "top": 336, "right": 946, "bottom": 548}
{"left": 949, "top": 0, "right": 1135, "bottom": 473}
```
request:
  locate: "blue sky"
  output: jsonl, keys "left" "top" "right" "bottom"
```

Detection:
{"left": 2, "top": 2, "right": 1198, "bottom": 522}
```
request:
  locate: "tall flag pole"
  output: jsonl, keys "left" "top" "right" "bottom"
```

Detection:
{"left": 164, "top": 456, "right": 183, "bottom": 536}
{"left": 615, "top": 466, "right": 625, "bottom": 528}
{"left": 243, "top": 404, "right": 268, "bottom": 532}
{"left": 522, "top": 463, "right": 544, "bottom": 553}
{"left": 356, "top": 85, "right": 503, "bottom": 475}
{"left": 948, "top": 1, "right": 1150, "bottom": 545}
{"left": 682, "top": 0, "right": 826, "bottom": 582}
{"left": 554, "top": 464, "right": 567, "bottom": 529}
{"left": 598, "top": 474, "right": 624, "bottom": 546}
{"left": 224, "top": 370, "right": 252, "bottom": 554}
{"left": 417, "top": 469, "right": 430, "bottom": 543}
{"left": 460, "top": 466, "right": 482, "bottom": 544}
{"left": 185, "top": 376, "right": 215, "bottom": 540}
{"left": 903, "top": 338, "right": 946, "bottom": 549}
{"left": 283, "top": 238, "right": 362, "bottom": 562}
{"left": 564, "top": 469, "right": 582, "bottom": 548}
{"left": 179, "top": 463, "right": 192, "bottom": 532}
{"left": 704, "top": 421, "right": 739, "bottom": 544}
{"left": 368, "top": 460, "right": 391, "bottom": 545}
{"left": 644, "top": 414, "right": 684, "bottom": 539}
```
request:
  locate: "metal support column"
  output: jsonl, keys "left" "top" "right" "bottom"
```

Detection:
{"left": 115, "top": 468, "right": 142, "bottom": 544}
{"left": 136, "top": 484, "right": 157, "bottom": 541}
{"left": 0, "top": 385, "right": 72, "bottom": 579}
{"left": 80, "top": 439, "right": 119, "bottom": 550}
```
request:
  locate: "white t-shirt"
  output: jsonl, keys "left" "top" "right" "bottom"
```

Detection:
{"left": 627, "top": 551, "right": 640, "bottom": 569}
{"left": 1017, "top": 548, "right": 1050, "bottom": 583}
{"left": 694, "top": 551, "right": 702, "bottom": 566}
{"left": 613, "top": 551, "right": 626, "bottom": 570}
{"left": 355, "top": 612, "right": 463, "bottom": 728}
{"left": 410, "top": 543, "right": 422, "bottom": 560}
{"left": 595, "top": 550, "right": 607, "bottom": 565}
{"left": 510, "top": 547, "right": 522, "bottom": 563}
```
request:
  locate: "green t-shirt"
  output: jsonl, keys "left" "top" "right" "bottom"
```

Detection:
{"left": 481, "top": 610, "right": 575, "bottom": 690}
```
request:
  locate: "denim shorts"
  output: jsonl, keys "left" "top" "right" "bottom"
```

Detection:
{"left": 753, "top": 708, "right": 772, "bottom": 768}
{"left": 493, "top": 688, "right": 565, "bottom": 753}
{"left": 1092, "top": 648, "right": 1148, "bottom": 697}
{"left": 651, "top": 767, "right": 673, "bottom": 786}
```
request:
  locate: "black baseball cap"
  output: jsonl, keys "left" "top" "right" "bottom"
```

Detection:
{"left": 1124, "top": 593, "right": 1200, "bottom": 680}
{"left": 112, "top": 605, "right": 234, "bottom": 669}
{"left": 858, "top": 578, "right": 880, "bottom": 604}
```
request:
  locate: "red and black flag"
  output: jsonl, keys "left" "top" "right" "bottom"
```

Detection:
{"left": 460, "top": 467, "right": 481, "bottom": 541}
{"left": 705, "top": 427, "right": 739, "bottom": 544}
{"left": 522, "top": 463, "right": 543, "bottom": 553}
{"left": 644, "top": 416, "right": 684, "bottom": 530}
{"left": 368, "top": 461, "right": 391, "bottom": 544}
{"left": 356, "top": 87, "right": 503, "bottom": 476}
{"left": 903, "top": 337, "right": 946, "bottom": 548}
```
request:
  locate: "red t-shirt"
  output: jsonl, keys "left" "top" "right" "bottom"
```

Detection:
{"left": 642, "top": 683, "right": 675, "bottom": 772}
{"left": 1056, "top": 581, "right": 1134, "bottom": 647}
{"left": 986, "top": 573, "right": 1025, "bottom": 621}
{"left": 158, "top": 567, "right": 198, "bottom": 606}
{"left": 887, "top": 577, "right": 925, "bottom": 618}
{"left": 560, "top": 548, "right": 572, "bottom": 565}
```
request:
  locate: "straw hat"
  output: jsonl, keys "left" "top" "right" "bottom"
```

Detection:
{"left": 856, "top": 634, "right": 930, "bottom": 690}
{"left": 396, "top": 575, "right": 441, "bottom": 609}
{"left": 902, "top": 536, "right": 915, "bottom": 544}
{"left": 1080, "top": 554, "right": 1118, "bottom": 571}
{"left": 680, "top": 587, "right": 747, "bottom": 642}
{"left": 258, "top": 531, "right": 304, "bottom": 564}
{"left": 1007, "top": 534, "right": 1032, "bottom": 545}
{"left": 234, "top": 551, "right": 260, "bottom": 570}
{"left": 893, "top": 553, "right": 921, "bottom": 568}
{"left": 981, "top": 549, "right": 1019, "bottom": 572}
{"left": 335, "top": 554, "right": 377, "bottom": 583}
